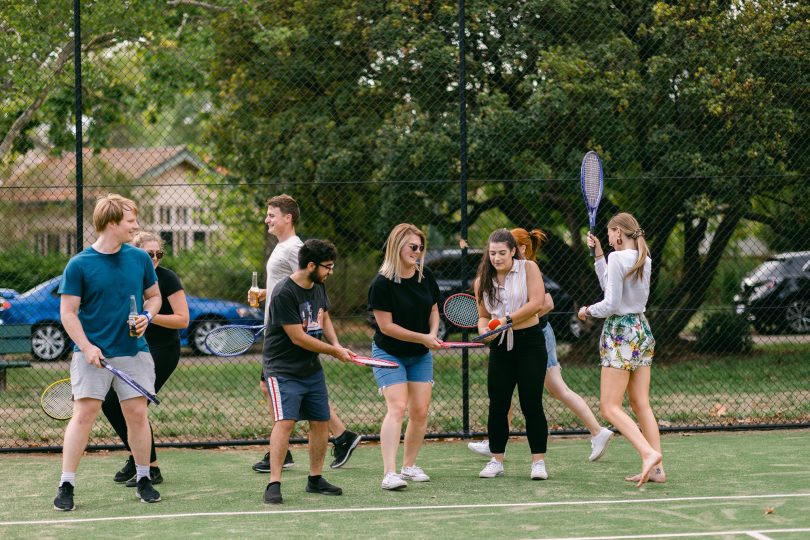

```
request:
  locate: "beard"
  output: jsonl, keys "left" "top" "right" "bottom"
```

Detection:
{"left": 308, "top": 269, "right": 325, "bottom": 284}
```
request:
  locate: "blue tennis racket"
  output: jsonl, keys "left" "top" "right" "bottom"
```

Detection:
{"left": 580, "top": 151, "right": 604, "bottom": 257}
{"left": 101, "top": 360, "right": 160, "bottom": 405}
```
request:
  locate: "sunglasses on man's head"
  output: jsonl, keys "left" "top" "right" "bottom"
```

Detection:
{"left": 146, "top": 250, "right": 164, "bottom": 260}
{"left": 407, "top": 243, "right": 424, "bottom": 252}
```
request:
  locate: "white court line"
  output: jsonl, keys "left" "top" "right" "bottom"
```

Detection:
{"left": 533, "top": 529, "right": 808, "bottom": 540}
{"left": 1, "top": 492, "right": 808, "bottom": 527}
{"left": 746, "top": 533, "right": 775, "bottom": 540}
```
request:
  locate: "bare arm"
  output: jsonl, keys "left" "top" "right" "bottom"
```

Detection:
{"left": 152, "top": 290, "right": 190, "bottom": 330}
{"left": 283, "top": 320, "right": 351, "bottom": 361}
{"left": 134, "top": 283, "right": 162, "bottom": 337}
{"left": 536, "top": 292, "right": 554, "bottom": 318}
{"left": 373, "top": 309, "right": 442, "bottom": 349}
{"left": 60, "top": 294, "right": 103, "bottom": 367}
{"left": 321, "top": 311, "right": 354, "bottom": 359}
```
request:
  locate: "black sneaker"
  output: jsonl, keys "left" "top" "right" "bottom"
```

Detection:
{"left": 330, "top": 431, "right": 362, "bottom": 469}
{"left": 113, "top": 455, "right": 136, "bottom": 483}
{"left": 135, "top": 477, "right": 161, "bottom": 503}
{"left": 252, "top": 450, "right": 294, "bottom": 473}
{"left": 305, "top": 476, "right": 342, "bottom": 496}
{"left": 53, "top": 483, "right": 75, "bottom": 511}
{"left": 126, "top": 466, "right": 163, "bottom": 487}
{"left": 263, "top": 482, "right": 283, "bottom": 504}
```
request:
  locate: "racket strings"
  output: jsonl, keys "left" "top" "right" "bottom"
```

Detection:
{"left": 206, "top": 327, "right": 256, "bottom": 356}
{"left": 582, "top": 154, "right": 603, "bottom": 206}
{"left": 41, "top": 381, "right": 73, "bottom": 419}
{"left": 443, "top": 296, "right": 479, "bottom": 328}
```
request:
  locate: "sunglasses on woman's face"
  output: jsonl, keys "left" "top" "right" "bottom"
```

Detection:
{"left": 146, "top": 250, "right": 164, "bottom": 260}
{"left": 407, "top": 243, "right": 424, "bottom": 252}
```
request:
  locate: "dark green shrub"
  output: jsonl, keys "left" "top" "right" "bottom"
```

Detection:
{"left": 695, "top": 311, "right": 753, "bottom": 354}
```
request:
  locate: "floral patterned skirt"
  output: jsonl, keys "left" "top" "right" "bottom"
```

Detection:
{"left": 599, "top": 313, "right": 655, "bottom": 371}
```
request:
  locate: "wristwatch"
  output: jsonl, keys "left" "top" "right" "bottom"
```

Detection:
{"left": 505, "top": 315, "right": 513, "bottom": 325}
{"left": 141, "top": 311, "right": 153, "bottom": 324}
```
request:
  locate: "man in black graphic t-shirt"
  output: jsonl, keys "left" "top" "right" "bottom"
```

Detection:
{"left": 261, "top": 239, "right": 354, "bottom": 505}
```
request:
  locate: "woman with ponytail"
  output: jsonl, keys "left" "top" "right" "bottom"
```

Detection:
{"left": 579, "top": 212, "right": 664, "bottom": 487}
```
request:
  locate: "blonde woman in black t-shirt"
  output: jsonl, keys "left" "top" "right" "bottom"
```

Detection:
{"left": 368, "top": 223, "right": 442, "bottom": 491}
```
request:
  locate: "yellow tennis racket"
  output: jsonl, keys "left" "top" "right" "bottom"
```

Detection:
{"left": 40, "top": 378, "right": 73, "bottom": 420}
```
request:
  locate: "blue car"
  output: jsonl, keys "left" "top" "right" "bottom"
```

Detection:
{"left": 0, "top": 276, "right": 263, "bottom": 361}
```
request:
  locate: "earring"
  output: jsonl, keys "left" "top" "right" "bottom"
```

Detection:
{"left": 617, "top": 237, "right": 623, "bottom": 246}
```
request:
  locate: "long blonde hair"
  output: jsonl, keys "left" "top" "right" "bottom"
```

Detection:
{"left": 510, "top": 227, "right": 547, "bottom": 262}
{"left": 608, "top": 212, "right": 649, "bottom": 281}
{"left": 379, "top": 223, "right": 426, "bottom": 283}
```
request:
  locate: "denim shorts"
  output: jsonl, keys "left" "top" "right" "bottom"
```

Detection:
{"left": 543, "top": 322, "right": 559, "bottom": 369}
{"left": 371, "top": 343, "right": 433, "bottom": 389}
{"left": 71, "top": 350, "right": 155, "bottom": 401}
{"left": 266, "top": 369, "right": 330, "bottom": 422}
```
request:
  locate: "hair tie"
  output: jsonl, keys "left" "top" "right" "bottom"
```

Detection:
{"left": 632, "top": 228, "right": 645, "bottom": 239}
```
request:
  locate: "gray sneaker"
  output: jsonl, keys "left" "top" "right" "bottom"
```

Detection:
{"left": 381, "top": 472, "right": 407, "bottom": 491}
{"left": 479, "top": 458, "right": 504, "bottom": 478}
{"left": 589, "top": 428, "right": 614, "bottom": 462}
{"left": 400, "top": 465, "right": 430, "bottom": 482}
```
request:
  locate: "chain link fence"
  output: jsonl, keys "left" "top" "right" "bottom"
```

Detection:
{"left": 1, "top": 1, "right": 808, "bottom": 450}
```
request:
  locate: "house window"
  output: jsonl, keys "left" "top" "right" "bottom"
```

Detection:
{"left": 178, "top": 207, "right": 189, "bottom": 224}
{"left": 193, "top": 231, "right": 206, "bottom": 246}
{"left": 65, "top": 232, "right": 76, "bottom": 254}
{"left": 35, "top": 233, "right": 64, "bottom": 255}
{"left": 159, "top": 206, "right": 173, "bottom": 225}
{"left": 160, "top": 231, "right": 173, "bottom": 253}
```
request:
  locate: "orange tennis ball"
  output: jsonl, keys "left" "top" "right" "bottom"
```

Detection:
{"left": 488, "top": 319, "right": 500, "bottom": 331}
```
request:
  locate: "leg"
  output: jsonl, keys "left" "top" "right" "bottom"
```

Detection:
{"left": 101, "top": 387, "right": 130, "bottom": 450}
{"left": 402, "top": 382, "right": 432, "bottom": 468}
{"left": 147, "top": 343, "right": 180, "bottom": 466}
{"left": 308, "top": 420, "right": 329, "bottom": 476}
{"left": 600, "top": 367, "right": 661, "bottom": 486}
{"left": 119, "top": 397, "right": 152, "bottom": 469}
{"left": 380, "top": 384, "right": 408, "bottom": 474}
{"left": 514, "top": 330, "right": 548, "bottom": 463}
{"left": 626, "top": 367, "right": 666, "bottom": 482}
{"left": 62, "top": 398, "right": 102, "bottom": 473}
{"left": 545, "top": 366, "right": 602, "bottom": 435}
{"left": 268, "top": 419, "right": 295, "bottom": 483}
{"left": 327, "top": 402, "right": 346, "bottom": 437}
{"left": 487, "top": 347, "right": 517, "bottom": 461}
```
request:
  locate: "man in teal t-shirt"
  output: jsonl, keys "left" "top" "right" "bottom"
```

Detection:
{"left": 53, "top": 194, "right": 162, "bottom": 512}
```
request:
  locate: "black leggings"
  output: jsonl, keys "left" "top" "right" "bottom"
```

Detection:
{"left": 487, "top": 325, "right": 548, "bottom": 454}
{"left": 101, "top": 341, "right": 180, "bottom": 463}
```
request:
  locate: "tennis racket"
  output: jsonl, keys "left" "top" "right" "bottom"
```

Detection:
{"left": 348, "top": 354, "right": 398, "bottom": 368}
{"left": 101, "top": 360, "right": 160, "bottom": 405}
{"left": 204, "top": 324, "right": 265, "bottom": 356}
{"left": 442, "top": 293, "right": 511, "bottom": 344}
{"left": 580, "top": 150, "right": 604, "bottom": 257}
{"left": 40, "top": 378, "right": 73, "bottom": 420}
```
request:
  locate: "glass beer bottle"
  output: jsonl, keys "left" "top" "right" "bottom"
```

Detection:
{"left": 249, "top": 271, "right": 260, "bottom": 308}
{"left": 128, "top": 295, "right": 138, "bottom": 337}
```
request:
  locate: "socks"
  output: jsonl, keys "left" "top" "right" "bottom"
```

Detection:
{"left": 135, "top": 464, "right": 151, "bottom": 482}
{"left": 308, "top": 475, "right": 322, "bottom": 484}
{"left": 60, "top": 472, "right": 76, "bottom": 487}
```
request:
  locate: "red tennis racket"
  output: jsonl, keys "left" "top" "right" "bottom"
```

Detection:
{"left": 348, "top": 354, "right": 398, "bottom": 368}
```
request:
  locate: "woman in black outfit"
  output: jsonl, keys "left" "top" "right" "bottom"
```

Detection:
{"left": 103, "top": 232, "right": 189, "bottom": 486}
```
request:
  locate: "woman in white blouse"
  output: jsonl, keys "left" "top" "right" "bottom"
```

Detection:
{"left": 579, "top": 212, "right": 665, "bottom": 487}
{"left": 473, "top": 229, "right": 549, "bottom": 481}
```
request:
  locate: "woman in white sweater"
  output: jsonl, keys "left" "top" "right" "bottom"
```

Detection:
{"left": 579, "top": 212, "right": 665, "bottom": 487}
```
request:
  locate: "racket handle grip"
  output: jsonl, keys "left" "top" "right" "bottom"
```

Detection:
{"left": 589, "top": 227, "right": 595, "bottom": 257}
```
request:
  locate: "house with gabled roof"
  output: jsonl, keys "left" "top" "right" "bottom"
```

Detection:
{"left": 0, "top": 146, "right": 221, "bottom": 255}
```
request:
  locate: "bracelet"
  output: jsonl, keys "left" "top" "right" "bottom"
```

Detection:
{"left": 141, "top": 311, "right": 153, "bottom": 324}
{"left": 504, "top": 315, "right": 513, "bottom": 325}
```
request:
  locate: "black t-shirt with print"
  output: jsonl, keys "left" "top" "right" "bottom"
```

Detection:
{"left": 367, "top": 267, "right": 440, "bottom": 357}
{"left": 263, "top": 277, "right": 330, "bottom": 379}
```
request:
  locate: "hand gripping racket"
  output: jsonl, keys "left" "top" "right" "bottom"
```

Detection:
{"left": 442, "top": 293, "right": 510, "bottom": 345}
{"left": 204, "top": 324, "right": 265, "bottom": 356}
{"left": 40, "top": 378, "right": 73, "bottom": 420}
{"left": 101, "top": 360, "right": 160, "bottom": 405}
{"left": 580, "top": 150, "right": 604, "bottom": 257}
{"left": 348, "top": 354, "right": 398, "bottom": 368}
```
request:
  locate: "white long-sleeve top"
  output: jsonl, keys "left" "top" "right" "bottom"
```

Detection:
{"left": 589, "top": 250, "right": 651, "bottom": 319}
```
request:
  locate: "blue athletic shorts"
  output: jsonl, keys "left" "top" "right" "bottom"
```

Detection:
{"left": 266, "top": 369, "right": 330, "bottom": 422}
{"left": 371, "top": 343, "right": 433, "bottom": 389}
{"left": 543, "top": 322, "right": 559, "bottom": 369}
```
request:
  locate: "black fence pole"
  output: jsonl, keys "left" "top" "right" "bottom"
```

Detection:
{"left": 73, "top": 0, "right": 83, "bottom": 251}
{"left": 458, "top": 0, "right": 470, "bottom": 437}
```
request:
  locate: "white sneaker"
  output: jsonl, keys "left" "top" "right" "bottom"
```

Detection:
{"left": 589, "top": 428, "right": 614, "bottom": 462}
{"left": 530, "top": 460, "right": 548, "bottom": 480}
{"left": 400, "top": 465, "right": 430, "bottom": 482}
{"left": 381, "top": 472, "right": 407, "bottom": 491}
{"left": 479, "top": 458, "right": 504, "bottom": 478}
{"left": 467, "top": 440, "right": 493, "bottom": 457}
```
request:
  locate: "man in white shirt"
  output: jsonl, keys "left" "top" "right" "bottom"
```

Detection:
{"left": 250, "top": 195, "right": 362, "bottom": 473}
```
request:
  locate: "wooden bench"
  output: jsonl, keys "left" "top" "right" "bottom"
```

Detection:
{"left": 0, "top": 324, "right": 32, "bottom": 391}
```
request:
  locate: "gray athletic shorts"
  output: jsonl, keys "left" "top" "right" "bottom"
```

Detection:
{"left": 70, "top": 350, "right": 156, "bottom": 401}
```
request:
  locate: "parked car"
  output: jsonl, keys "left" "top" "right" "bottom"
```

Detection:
{"left": 733, "top": 251, "right": 810, "bottom": 334}
{"left": 0, "top": 276, "right": 263, "bottom": 361}
{"left": 423, "top": 249, "right": 583, "bottom": 342}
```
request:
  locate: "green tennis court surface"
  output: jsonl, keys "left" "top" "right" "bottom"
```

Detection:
{"left": 1, "top": 429, "right": 808, "bottom": 539}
